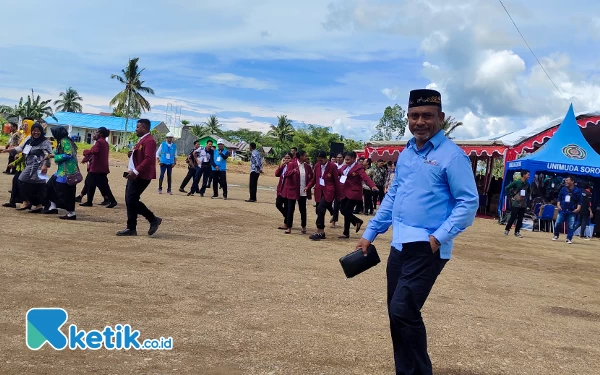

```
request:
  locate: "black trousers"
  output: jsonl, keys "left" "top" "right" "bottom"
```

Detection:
{"left": 86, "top": 172, "right": 116, "bottom": 204}
{"left": 6, "top": 154, "right": 15, "bottom": 173}
{"left": 79, "top": 173, "right": 91, "bottom": 197}
{"left": 363, "top": 189, "right": 373, "bottom": 214}
{"left": 505, "top": 206, "right": 526, "bottom": 232}
{"left": 249, "top": 172, "right": 260, "bottom": 201}
{"left": 180, "top": 167, "right": 196, "bottom": 190}
{"left": 212, "top": 170, "right": 227, "bottom": 198}
{"left": 125, "top": 179, "right": 156, "bottom": 230}
{"left": 341, "top": 198, "right": 362, "bottom": 236}
{"left": 375, "top": 185, "right": 385, "bottom": 207}
{"left": 191, "top": 166, "right": 211, "bottom": 194}
{"left": 9, "top": 172, "right": 22, "bottom": 205}
{"left": 316, "top": 196, "right": 333, "bottom": 230}
{"left": 19, "top": 181, "right": 45, "bottom": 206}
{"left": 276, "top": 195, "right": 288, "bottom": 225}
{"left": 575, "top": 214, "right": 591, "bottom": 238}
{"left": 286, "top": 196, "right": 307, "bottom": 228}
{"left": 387, "top": 243, "right": 448, "bottom": 375}
{"left": 331, "top": 199, "right": 341, "bottom": 222}
{"left": 46, "top": 176, "right": 76, "bottom": 212}
{"left": 354, "top": 200, "right": 363, "bottom": 214}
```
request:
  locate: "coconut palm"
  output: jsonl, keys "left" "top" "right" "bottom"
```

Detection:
{"left": 54, "top": 87, "right": 83, "bottom": 112}
{"left": 441, "top": 116, "right": 463, "bottom": 139}
{"left": 190, "top": 124, "right": 208, "bottom": 138}
{"left": 6, "top": 95, "right": 57, "bottom": 121}
{"left": 203, "top": 115, "right": 222, "bottom": 135}
{"left": 109, "top": 57, "right": 155, "bottom": 140}
{"left": 268, "top": 115, "right": 295, "bottom": 144}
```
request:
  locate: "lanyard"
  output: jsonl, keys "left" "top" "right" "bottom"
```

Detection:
{"left": 321, "top": 163, "right": 327, "bottom": 178}
{"left": 343, "top": 162, "right": 356, "bottom": 176}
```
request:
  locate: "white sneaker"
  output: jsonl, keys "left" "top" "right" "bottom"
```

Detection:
{"left": 552, "top": 236, "right": 558, "bottom": 241}
{"left": 566, "top": 239, "right": 572, "bottom": 244}
{"left": 584, "top": 237, "right": 591, "bottom": 241}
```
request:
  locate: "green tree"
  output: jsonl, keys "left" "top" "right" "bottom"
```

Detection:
{"left": 441, "top": 116, "right": 463, "bottom": 139}
{"left": 371, "top": 104, "right": 407, "bottom": 141}
{"left": 222, "top": 128, "right": 263, "bottom": 144}
{"left": 181, "top": 119, "right": 191, "bottom": 127}
{"left": 54, "top": 87, "right": 83, "bottom": 112}
{"left": 203, "top": 115, "right": 222, "bottom": 135}
{"left": 109, "top": 57, "right": 155, "bottom": 141}
{"left": 190, "top": 124, "right": 208, "bottom": 138}
{"left": 4, "top": 95, "right": 57, "bottom": 121}
{"left": 268, "top": 115, "right": 295, "bottom": 145}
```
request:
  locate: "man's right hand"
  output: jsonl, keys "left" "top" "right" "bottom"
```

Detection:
{"left": 355, "top": 238, "right": 371, "bottom": 256}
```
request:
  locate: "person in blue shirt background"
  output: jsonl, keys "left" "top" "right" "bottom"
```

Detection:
{"left": 355, "top": 89, "right": 479, "bottom": 375}
{"left": 156, "top": 132, "right": 177, "bottom": 194}
{"left": 553, "top": 176, "right": 582, "bottom": 244}
{"left": 211, "top": 139, "right": 229, "bottom": 200}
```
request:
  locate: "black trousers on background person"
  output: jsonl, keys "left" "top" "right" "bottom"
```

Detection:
{"left": 212, "top": 170, "right": 228, "bottom": 198}
{"left": 249, "top": 171, "right": 260, "bottom": 201}
{"left": 286, "top": 196, "right": 307, "bottom": 229}
{"left": 276, "top": 195, "right": 288, "bottom": 225}
{"left": 331, "top": 199, "right": 341, "bottom": 222}
{"left": 387, "top": 242, "right": 447, "bottom": 375}
{"left": 19, "top": 181, "right": 45, "bottom": 206}
{"left": 190, "top": 165, "right": 211, "bottom": 195}
{"left": 180, "top": 167, "right": 196, "bottom": 190}
{"left": 575, "top": 214, "right": 591, "bottom": 238}
{"left": 86, "top": 172, "right": 116, "bottom": 204}
{"left": 316, "top": 196, "right": 333, "bottom": 230}
{"left": 375, "top": 185, "right": 385, "bottom": 207}
{"left": 505, "top": 206, "right": 526, "bottom": 233}
{"left": 341, "top": 198, "right": 362, "bottom": 236}
{"left": 125, "top": 179, "right": 157, "bottom": 231}
{"left": 363, "top": 188, "right": 373, "bottom": 214}
{"left": 9, "top": 172, "right": 22, "bottom": 205}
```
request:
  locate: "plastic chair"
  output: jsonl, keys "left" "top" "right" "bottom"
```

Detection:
{"left": 539, "top": 205, "right": 556, "bottom": 232}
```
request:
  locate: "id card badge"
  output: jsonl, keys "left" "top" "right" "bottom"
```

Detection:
{"left": 216, "top": 157, "right": 222, "bottom": 162}
{"left": 565, "top": 195, "right": 571, "bottom": 203}
{"left": 23, "top": 145, "right": 32, "bottom": 154}
{"left": 340, "top": 176, "right": 347, "bottom": 184}
{"left": 520, "top": 189, "right": 526, "bottom": 197}
{"left": 166, "top": 154, "right": 171, "bottom": 160}
{"left": 319, "top": 178, "right": 325, "bottom": 186}
{"left": 551, "top": 183, "right": 555, "bottom": 188}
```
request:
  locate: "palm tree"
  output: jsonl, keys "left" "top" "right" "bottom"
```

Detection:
{"left": 268, "top": 115, "right": 295, "bottom": 144}
{"left": 190, "top": 124, "right": 208, "bottom": 138}
{"left": 441, "top": 116, "right": 463, "bottom": 139}
{"left": 7, "top": 95, "right": 56, "bottom": 121}
{"left": 109, "top": 57, "right": 155, "bottom": 141}
{"left": 203, "top": 115, "right": 222, "bottom": 135}
{"left": 54, "top": 87, "right": 83, "bottom": 113}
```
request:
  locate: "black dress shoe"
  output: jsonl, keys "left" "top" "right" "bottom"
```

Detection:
{"left": 116, "top": 228, "right": 137, "bottom": 236}
{"left": 106, "top": 202, "right": 117, "bottom": 209}
{"left": 179, "top": 188, "right": 186, "bottom": 193}
{"left": 148, "top": 217, "right": 162, "bottom": 236}
{"left": 79, "top": 202, "right": 93, "bottom": 207}
{"left": 75, "top": 196, "right": 82, "bottom": 203}
{"left": 356, "top": 219, "right": 364, "bottom": 233}
{"left": 2, "top": 203, "right": 16, "bottom": 208}
{"left": 99, "top": 201, "right": 109, "bottom": 206}
{"left": 245, "top": 199, "right": 256, "bottom": 203}
{"left": 338, "top": 234, "right": 350, "bottom": 239}
{"left": 42, "top": 209, "right": 59, "bottom": 215}
{"left": 16, "top": 205, "right": 32, "bottom": 211}
{"left": 59, "top": 215, "right": 77, "bottom": 220}
{"left": 29, "top": 208, "right": 43, "bottom": 214}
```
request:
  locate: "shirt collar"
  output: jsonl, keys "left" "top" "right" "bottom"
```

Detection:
{"left": 407, "top": 129, "right": 445, "bottom": 150}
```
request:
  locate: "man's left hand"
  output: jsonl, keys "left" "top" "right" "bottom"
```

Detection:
{"left": 126, "top": 170, "right": 137, "bottom": 180}
{"left": 429, "top": 235, "right": 440, "bottom": 253}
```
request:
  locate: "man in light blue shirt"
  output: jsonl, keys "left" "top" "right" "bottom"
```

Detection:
{"left": 356, "top": 89, "right": 478, "bottom": 375}
{"left": 210, "top": 139, "right": 230, "bottom": 200}
{"left": 156, "top": 132, "right": 177, "bottom": 195}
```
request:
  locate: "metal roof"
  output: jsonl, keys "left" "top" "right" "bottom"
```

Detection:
{"left": 44, "top": 112, "right": 163, "bottom": 132}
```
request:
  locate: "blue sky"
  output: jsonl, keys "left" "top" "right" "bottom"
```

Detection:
{"left": 2, "top": 0, "right": 600, "bottom": 141}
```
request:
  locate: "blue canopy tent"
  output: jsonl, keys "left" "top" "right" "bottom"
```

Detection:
{"left": 500, "top": 105, "right": 600, "bottom": 217}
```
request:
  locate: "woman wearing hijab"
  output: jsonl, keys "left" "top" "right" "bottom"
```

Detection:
{"left": 43, "top": 126, "right": 80, "bottom": 220}
{"left": 1, "top": 122, "right": 52, "bottom": 212}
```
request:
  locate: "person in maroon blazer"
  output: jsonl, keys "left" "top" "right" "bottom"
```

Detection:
{"left": 339, "top": 151, "right": 378, "bottom": 239}
{"left": 306, "top": 150, "right": 344, "bottom": 240}
{"left": 275, "top": 153, "right": 293, "bottom": 229}
{"left": 117, "top": 119, "right": 162, "bottom": 237}
{"left": 281, "top": 150, "right": 313, "bottom": 234}
{"left": 80, "top": 127, "right": 117, "bottom": 208}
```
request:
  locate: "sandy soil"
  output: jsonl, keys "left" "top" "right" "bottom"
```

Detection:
{"left": 0, "top": 155, "right": 599, "bottom": 375}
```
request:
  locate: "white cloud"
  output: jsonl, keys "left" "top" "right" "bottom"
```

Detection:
{"left": 381, "top": 87, "right": 401, "bottom": 101}
{"left": 206, "top": 73, "right": 277, "bottom": 90}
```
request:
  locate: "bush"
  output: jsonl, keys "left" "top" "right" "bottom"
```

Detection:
{"left": 0, "top": 133, "right": 9, "bottom": 146}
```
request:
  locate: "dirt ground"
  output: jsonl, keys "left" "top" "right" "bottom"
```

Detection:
{"left": 0, "top": 155, "right": 599, "bottom": 375}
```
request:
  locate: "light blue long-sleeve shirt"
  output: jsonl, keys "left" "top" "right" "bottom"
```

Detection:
{"left": 362, "top": 130, "right": 479, "bottom": 259}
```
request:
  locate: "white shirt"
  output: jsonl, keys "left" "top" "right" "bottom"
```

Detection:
{"left": 128, "top": 133, "right": 150, "bottom": 175}
{"left": 337, "top": 163, "right": 345, "bottom": 170}
{"left": 299, "top": 162, "right": 307, "bottom": 197}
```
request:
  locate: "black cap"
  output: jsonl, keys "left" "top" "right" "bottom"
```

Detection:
{"left": 409, "top": 89, "right": 442, "bottom": 110}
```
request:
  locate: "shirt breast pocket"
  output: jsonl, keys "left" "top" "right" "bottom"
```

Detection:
{"left": 417, "top": 162, "right": 446, "bottom": 191}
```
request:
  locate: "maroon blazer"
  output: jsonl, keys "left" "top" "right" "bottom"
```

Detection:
{"left": 83, "top": 137, "right": 110, "bottom": 174}
{"left": 131, "top": 134, "right": 157, "bottom": 180}
{"left": 275, "top": 164, "right": 286, "bottom": 196}
{"left": 341, "top": 163, "right": 376, "bottom": 201}
{"left": 281, "top": 160, "right": 313, "bottom": 200}
{"left": 306, "top": 161, "right": 343, "bottom": 203}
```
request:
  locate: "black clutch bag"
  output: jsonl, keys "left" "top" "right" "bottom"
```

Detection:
{"left": 339, "top": 245, "right": 381, "bottom": 278}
